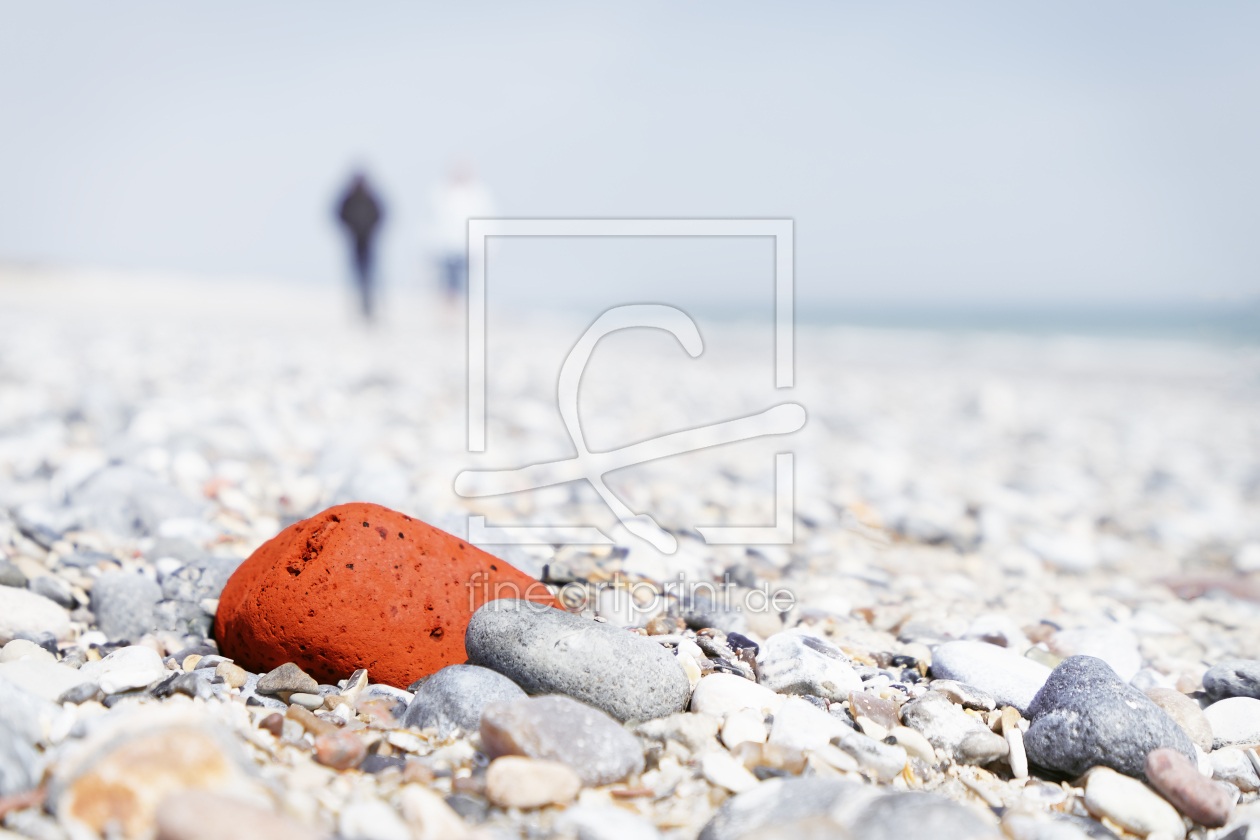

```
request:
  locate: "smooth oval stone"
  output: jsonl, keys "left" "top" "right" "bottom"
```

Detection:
{"left": 0, "top": 586, "right": 71, "bottom": 646}
{"left": 930, "top": 641, "right": 1052, "bottom": 715}
{"left": 1024, "top": 656, "right": 1195, "bottom": 780}
{"left": 1084, "top": 767, "right": 1186, "bottom": 839}
{"left": 403, "top": 664, "right": 525, "bottom": 738}
{"left": 1204, "top": 697, "right": 1260, "bottom": 749}
{"left": 480, "top": 695, "right": 644, "bottom": 786}
{"left": 1204, "top": 659, "right": 1260, "bottom": 702}
{"left": 465, "top": 599, "right": 690, "bottom": 722}
{"left": 1144, "top": 688, "right": 1214, "bottom": 751}
{"left": 1145, "top": 747, "right": 1234, "bottom": 828}
{"left": 755, "top": 629, "right": 862, "bottom": 702}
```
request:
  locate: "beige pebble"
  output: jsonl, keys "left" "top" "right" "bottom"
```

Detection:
{"left": 154, "top": 790, "right": 326, "bottom": 840}
{"left": 1084, "top": 766, "right": 1186, "bottom": 839}
{"left": 181, "top": 654, "right": 202, "bottom": 672}
{"left": 286, "top": 704, "right": 339, "bottom": 737}
{"left": 313, "top": 730, "right": 365, "bottom": 770}
{"left": 215, "top": 661, "right": 247, "bottom": 689}
{"left": 398, "top": 784, "right": 468, "bottom": 840}
{"left": 485, "top": 756, "right": 581, "bottom": 809}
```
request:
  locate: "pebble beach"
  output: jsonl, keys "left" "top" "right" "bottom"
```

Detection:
{"left": 3, "top": 268, "right": 1260, "bottom": 840}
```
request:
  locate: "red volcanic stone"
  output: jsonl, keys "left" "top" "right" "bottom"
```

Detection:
{"left": 214, "top": 503, "right": 557, "bottom": 688}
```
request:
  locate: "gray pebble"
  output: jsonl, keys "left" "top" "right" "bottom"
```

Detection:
{"left": 465, "top": 599, "right": 690, "bottom": 722}
{"left": 90, "top": 572, "right": 161, "bottom": 642}
{"left": 30, "top": 575, "right": 76, "bottom": 610}
{"left": 930, "top": 640, "right": 1052, "bottom": 715}
{"left": 481, "top": 694, "right": 644, "bottom": 786}
{"left": 900, "top": 691, "right": 1007, "bottom": 766}
{"left": 1024, "top": 655, "right": 1195, "bottom": 780}
{"left": 1204, "top": 659, "right": 1260, "bottom": 702}
{"left": 256, "top": 662, "right": 319, "bottom": 697}
{"left": 755, "top": 629, "right": 862, "bottom": 702}
{"left": 403, "top": 664, "right": 525, "bottom": 738}
{"left": 0, "top": 560, "right": 27, "bottom": 589}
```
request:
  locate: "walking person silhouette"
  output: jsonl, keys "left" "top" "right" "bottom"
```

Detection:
{"left": 336, "top": 173, "right": 384, "bottom": 321}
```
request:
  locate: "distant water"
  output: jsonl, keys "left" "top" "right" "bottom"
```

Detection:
{"left": 679, "top": 299, "right": 1260, "bottom": 345}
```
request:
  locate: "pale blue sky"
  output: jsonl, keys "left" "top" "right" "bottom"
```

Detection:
{"left": 0, "top": 2, "right": 1256, "bottom": 307}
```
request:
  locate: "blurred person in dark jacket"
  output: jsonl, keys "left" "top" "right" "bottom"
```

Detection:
{"left": 337, "top": 173, "right": 384, "bottom": 320}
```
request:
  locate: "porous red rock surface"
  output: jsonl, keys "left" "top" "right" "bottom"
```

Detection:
{"left": 214, "top": 503, "right": 556, "bottom": 687}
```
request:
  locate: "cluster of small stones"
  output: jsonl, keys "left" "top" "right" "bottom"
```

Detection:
{"left": 3, "top": 275, "right": 1260, "bottom": 840}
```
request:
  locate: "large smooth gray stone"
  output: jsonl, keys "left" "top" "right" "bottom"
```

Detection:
{"left": 1024, "top": 655, "right": 1195, "bottom": 780}
{"left": 465, "top": 599, "right": 690, "bottom": 722}
{"left": 403, "top": 664, "right": 525, "bottom": 738}
{"left": 90, "top": 572, "right": 161, "bottom": 642}
{"left": 930, "top": 640, "right": 1052, "bottom": 715}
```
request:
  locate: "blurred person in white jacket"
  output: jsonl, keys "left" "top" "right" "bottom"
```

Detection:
{"left": 429, "top": 162, "right": 495, "bottom": 302}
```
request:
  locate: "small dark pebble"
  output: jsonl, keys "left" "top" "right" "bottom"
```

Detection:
{"left": 151, "top": 673, "right": 180, "bottom": 697}
{"left": 260, "top": 712, "right": 285, "bottom": 737}
{"left": 726, "top": 632, "right": 759, "bottom": 655}
{"left": 103, "top": 690, "right": 148, "bottom": 708}
{"left": 872, "top": 651, "right": 894, "bottom": 669}
{"left": 246, "top": 696, "right": 266, "bottom": 707}
{"left": 58, "top": 682, "right": 103, "bottom": 704}
{"left": 722, "top": 563, "right": 758, "bottom": 589}
{"left": 445, "top": 793, "right": 488, "bottom": 823}
{"left": 752, "top": 766, "right": 792, "bottom": 780}
{"left": 891, "top": 654, "right": 919, "bottom": 669}
{"left": 829, "top": 708, "right": 856, "bottom": 728}
{"left": 800, "top": 695, "right": 830, "bottom": 711}
{"left": 359, "top": 754, "right": 407, "bottom": 774}
{"left": 710, "top": 660, "right": 749, "bottom": 677}
{"left": 901, "top": 669, "right": 923, "bottom": 684}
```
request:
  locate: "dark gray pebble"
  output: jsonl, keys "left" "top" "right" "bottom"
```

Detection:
{"left": 1204, "top": 659, "right": 1260, "bottom": 702}
{"left": 359, "top": 754, "right": 407, "bottom": 774}
{"left": 1024, "top": 655, "right": 1195, "bottom": 780}
{"left": 90, "top": 572, "right": 161, "bottom": 642}
{"left": 403, "top": 664, "right": 525, "bottom": 738}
